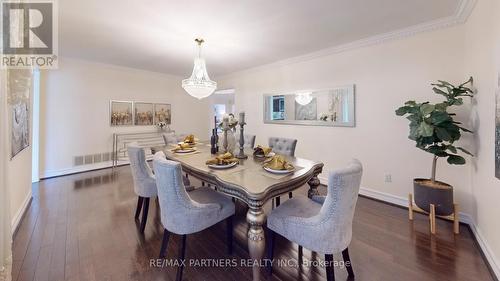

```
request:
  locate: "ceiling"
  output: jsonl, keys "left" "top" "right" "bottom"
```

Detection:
{"left": 59, "top": 0, "right": 463, "bottom": 77}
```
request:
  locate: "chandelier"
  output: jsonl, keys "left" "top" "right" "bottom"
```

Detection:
{"left": 182, "top": 38, "right": 217, "bottom": 99}
{"left": 295, "top": 92, "right": 313, "bottom": 105}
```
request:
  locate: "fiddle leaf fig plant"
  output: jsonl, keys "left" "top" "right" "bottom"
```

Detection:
{"left": 395, "top": 77, "right": 475, "bottom": 182}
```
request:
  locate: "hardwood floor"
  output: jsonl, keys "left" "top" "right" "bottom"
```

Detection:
{"left": 12, "top": 165, "right": 495, "bottom": 281}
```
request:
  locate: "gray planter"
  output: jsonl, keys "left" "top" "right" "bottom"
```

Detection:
{"left": 413, "top": 178, "right": 454, "bottom": 216}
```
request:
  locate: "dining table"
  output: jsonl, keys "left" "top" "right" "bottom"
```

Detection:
{"left": 154, "top": 142, "right": 324, "bottom": 281}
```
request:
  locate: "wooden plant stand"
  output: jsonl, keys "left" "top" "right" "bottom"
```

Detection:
{"left": 408, "top": 193, "right": 459, "bottom": 235}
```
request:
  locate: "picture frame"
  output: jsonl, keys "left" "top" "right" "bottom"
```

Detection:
{"left": 8, "top": 70, "right": 32, "bottom": 158}
{"left": 110, "top": 100, "right": 133, "bottom": 126}
{"left": 134, "top": 102, "right": 154, "bottom": 126}
{"left": 154, "top": 103, "right": 172, "bottom": 125}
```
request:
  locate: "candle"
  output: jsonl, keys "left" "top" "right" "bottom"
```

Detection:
{"left": 239, "top": 111, "right": 245, "bottom": 124}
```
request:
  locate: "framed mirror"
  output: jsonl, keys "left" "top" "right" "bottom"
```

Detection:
{"left": 263, "top": 85, "right": 355, "bottom": 127}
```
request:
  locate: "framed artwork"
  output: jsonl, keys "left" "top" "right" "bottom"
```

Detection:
{"left": 134, "top": 102, "right": 154, "bottom": 125}
{"left": 154, "top": 103, "right": 172, "bottom": 124}
{"left": 110, "top": 101, "right": 133, "bottom": 126}
{"left": 8, "top": 70, "right": 31, "bottom": 158}
{"left": 295, "top": 97, "right": 317, "bottom": 120}
{"left": 496, "top": 73, "right": 500, "bottom": 179}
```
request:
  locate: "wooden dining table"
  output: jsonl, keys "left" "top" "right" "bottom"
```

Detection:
{"left": 155, "top": 142, "right": 324, "bottom": 281}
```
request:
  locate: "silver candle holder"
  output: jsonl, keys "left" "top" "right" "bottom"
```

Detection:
{"left": 236, "top": 112, "right": 248, "bottom": 159}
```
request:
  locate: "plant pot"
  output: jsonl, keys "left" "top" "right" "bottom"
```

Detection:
{"left": 413, "top": 178, "right": 454, "bottom": 216}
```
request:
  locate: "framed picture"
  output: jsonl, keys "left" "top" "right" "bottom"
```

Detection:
{"left": 134, "top": 102, "right": 154, "bottom": 125}
{"left": 496, "top": 73, "right": 500, "bottom": 179}
{"left": 110, "top": 101, "right": 133, "bottom": 126}
{"left": 154, "top": 103, "right": 172, "bottom": 124}
{"left": 8, "top": 70, "right": 32, "bottom": 158}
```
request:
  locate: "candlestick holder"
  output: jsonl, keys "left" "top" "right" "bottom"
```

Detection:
{"left": 236, "top": 121, "right": 248, "bottom": 159}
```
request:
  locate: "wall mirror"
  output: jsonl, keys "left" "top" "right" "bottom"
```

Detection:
{"left": 263, "top": 85, "right": 355, "bottom": 127}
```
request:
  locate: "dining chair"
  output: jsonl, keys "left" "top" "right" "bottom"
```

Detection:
{"left": 153, "top": 152, "right": 235, "bottom": 281}
{"left": 268, "top": 137, "right": 298, "bottom": 206}
{"left": 161, "top": 133, "right": 193, "bottom": 189}
{"left": 127, "top": 144, "right": 158, "bottom": 233}
{"left": 266, "top": 159, "right": 363, "bottom": 281}
{"left": 236, "top": 133, "right": 256, "bottom": 149}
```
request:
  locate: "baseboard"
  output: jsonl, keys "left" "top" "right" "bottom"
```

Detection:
{"left": 40, "top": 160, "right": 130, "bottom": 179}
{"left": 463, "top": 214, "right": 500, "bottom": 281}
{"left": 317, "top": 175, "right": 499, "bottom": 280}
{"left": 11, "top": 189, "right": 32, "bottom": 236}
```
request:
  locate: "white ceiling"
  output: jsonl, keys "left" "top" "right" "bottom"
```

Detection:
{"left": 59, "top": 0, "right": 462, "bottom": 77}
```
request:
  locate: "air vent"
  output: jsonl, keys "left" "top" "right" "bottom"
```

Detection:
{"left": 93, "top": 154, "right": 102, "bottom": 163}
{"left": 74, "top": 156, "right": 84, "bottom": 166}
{"left": 84, "top": 155, "right": 93, "bottom": 165}
{"left": 102, "top": 152, "right": 111, "bottom": 162}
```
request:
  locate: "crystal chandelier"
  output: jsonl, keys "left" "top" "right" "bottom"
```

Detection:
{"left": 295, "top": 92, "right": 313, "bottom": 105}
{"left": 182, "top": 38, "right": 217, "bottom": 99}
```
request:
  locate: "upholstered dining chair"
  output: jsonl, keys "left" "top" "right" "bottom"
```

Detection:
{"left": 161, "top": 133, "right": 193, "bottom": 189}
{"left": 153, "top": 152, "right": 235, "bottom": 281}
{"left": 127, "top": 144, "right": 157, "bottom": 233}
{"left": 266, "top": 159, "right": 363, "bottom": 281}
{"left": 268, "top": 137, "right": 298, "bottom": 206}
{"left": 236, "top": 133, "right": 256, "bottom": 149}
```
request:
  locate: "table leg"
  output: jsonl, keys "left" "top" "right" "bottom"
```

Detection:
{"left": 247, "top": 207, "right": 266, "bottom": 281}
{"left": 307, "top": 175, "right": 321, "bottom": 199}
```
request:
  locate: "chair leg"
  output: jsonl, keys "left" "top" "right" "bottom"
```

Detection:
{"left": 275, "top": 197, "right": 281, "bottom": 207}
{"left": 266, "top": 228, "right": 275, "bottom": 274}
{"left": 140, "top": 198, "right": 150, "bottom": 233}
{"left": 176, "top": 235, "right": 187, "bottom": 281}
{"left": 342, "top": 248, "right": 354, "bottom": 278}
{"left": 135, "top": 196, "right": 144, "bottom": 220}
{"left": 298, "top": 245, "right": 303, "bottom": 265}
{"left": 325, "top": 254, "right": 335, "bottom": 281}
{"left": 226, "top": 216, "right": 233, "bottom": 255}
{"left": 288, "top": 192, "right": 293, "bottom": 199}
{"left": 159, "top": 229, "right": 170, "bottom": 259}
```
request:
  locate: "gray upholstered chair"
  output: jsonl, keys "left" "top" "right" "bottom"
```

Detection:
{"left": 268, "top": 137, "right": 297, "bottom": 157}
{"left": 235, "top": 133, "right": 256, "bottom": 149}
{"left": 267, "top": 159, "right": 363, "bottom": 281}
{"left": 153, "top": 152, "right": 235, "bottom": 281}
{"left": 161, "top": 133, "right": 193, "bottom": 189}
{"left": 127, "top": 144, "right": 157, "bottom": 233}
{"left": 269, "top": 137, "right": 298, "bottom": 206}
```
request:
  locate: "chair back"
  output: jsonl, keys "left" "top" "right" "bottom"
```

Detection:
{"left": 268, "top": 137, "right": 297, "bottom": 156}
{"left": 319, "top": 159, "right": 363, "bottom": 251}
{"left": 153, "top": 152, "right": 199, "bottom": 233}
{"left": 236, "top": 133, "right": 256, "bottom": 149}
{"left": 127, "top": 144, "right": 155, "bottom": 195}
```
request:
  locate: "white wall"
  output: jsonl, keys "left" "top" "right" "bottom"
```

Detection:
{"left": 39, "top": 58, "right": 211, "bottom": 177}
{"left": 218, "top": 25, "right": 474, "bottom": 214}
{"left": 464, "top": 0, "right": 500, "bottom": 276}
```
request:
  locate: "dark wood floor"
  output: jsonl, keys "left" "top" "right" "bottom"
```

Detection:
{"left": 11, "top": 165, "right": 495, "bottom": 281}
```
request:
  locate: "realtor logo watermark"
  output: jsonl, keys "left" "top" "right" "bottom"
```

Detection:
{"left": 1, "top": 0, "right": 58, "bottom": 69}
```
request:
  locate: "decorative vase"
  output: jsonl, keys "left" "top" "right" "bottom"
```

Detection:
{"left": 219, "top": 130, "right": 236, "bottom": 154}
{"left": 413, "top": 178, "right": 454, "bottom": 216}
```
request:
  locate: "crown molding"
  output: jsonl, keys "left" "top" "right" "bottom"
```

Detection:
{"left": 218, "top": 0, "right": 477, "bottom": 81}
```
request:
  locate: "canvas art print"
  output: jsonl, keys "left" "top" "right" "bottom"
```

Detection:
{"left": 496, "top": 73, "right": 500, "bottom": 179}
{"left": 9, "top": 70, "right": 31, "bottom": 158}
{"left": 154, "top": 103, "right": 172, "bottom": 124}
{"left": 134, "top": 102, "right": 154, "bottom": 125}
{"left": 110, "top": 101, "right": 133, "bottom": 126}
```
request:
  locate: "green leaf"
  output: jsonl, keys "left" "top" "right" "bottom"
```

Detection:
{"left": 457, "top": 147, "right": 473, "bottom": 156}
{"left": 435, "top": 127, "right": 452, "bottom": 141}
{"left": 417, "top": 122, "right": 434, "bottom": 137}
{"left": 447, "top": 145, "right": 457, "bottom": 154}
{"left": 396, "top": 106, "right": 409, "bottom": 116}
{"left": 432, "top": 87, "right": 448, "bottom": 97}
{"left": 430, "top": 111, "right": 451, "bottom": 124}
{"left": 458, "top": 126, "right": 473, "bottom": 133}
{"left": 420, "top": 104, "right": 435, "bottom": 116}
{"left": 447, "top": 155, "right": 466, "bottom": 165}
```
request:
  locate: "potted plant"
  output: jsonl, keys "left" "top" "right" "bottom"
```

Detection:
{"left": 395, "top": 77, "right": 474, "bottom": 216}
